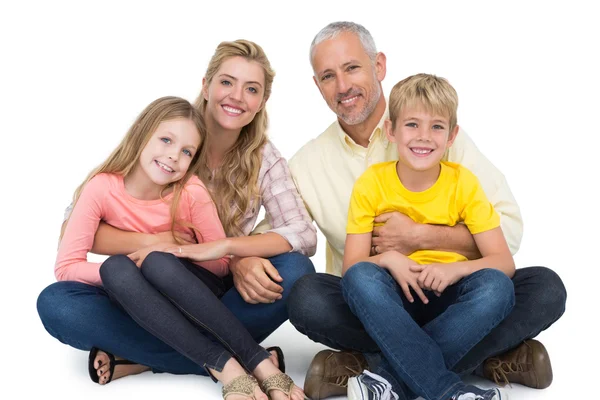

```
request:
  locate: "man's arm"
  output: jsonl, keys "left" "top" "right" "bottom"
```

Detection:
{"left": 372, "top": 212, "right": 481, "bottom": 260}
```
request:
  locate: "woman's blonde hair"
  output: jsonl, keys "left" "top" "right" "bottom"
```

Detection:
{"left": 195, "top": 39, "right": 275, "bottom": 237}
{"left": 62, "top": 96, "right": 206, "bottom": 242}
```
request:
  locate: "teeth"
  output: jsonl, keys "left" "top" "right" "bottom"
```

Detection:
{"left": 223, "top": 106, "right": 242, "bottom": 114}
{"left": 156, "top": 161, "right": 174, "bottom": 172}
{"left": 341, "top": 96, "right": 358, "bottom": 104}
{"left": 411, "top": 148, "right": 433, "bottom": 154}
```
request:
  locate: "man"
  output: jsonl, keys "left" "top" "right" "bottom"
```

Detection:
{"left": 286, "top": 21, "right": 566, "bottom": 399}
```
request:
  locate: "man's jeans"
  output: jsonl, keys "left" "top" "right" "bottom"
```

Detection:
{"left": 288, "top": 266, "right": 566, "bottom": 399}
{"left": 37, "top": 251, "right": 315, "bottom": 375}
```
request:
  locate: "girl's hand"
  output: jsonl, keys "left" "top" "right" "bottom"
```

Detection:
{"left": 166, "top": 240, "right": 231, "bottom": 262}
{"left": 128, "top": 243, "right": 174, "bottom": 267}
{"left": 410, "top": 264, "right": 467, "bottom": 295}
{"left": 380, "top": 251, "right": 429, "bottom": 304}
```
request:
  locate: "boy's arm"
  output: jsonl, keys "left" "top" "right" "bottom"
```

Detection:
{"left": 343, "top": 233, "right": 429, "bottom": 304}
{"left": 453, "top": 227, "right": 515, "bottom": 278}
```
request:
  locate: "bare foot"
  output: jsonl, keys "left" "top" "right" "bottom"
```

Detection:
{"left": 94, "top": 350, "right": 150, "bottom": 385}
{"left": 269, "top": 349, "right": 279, "bottom": 369}
{"left": 253, "top": 359, "right": 305, "bottom": 400}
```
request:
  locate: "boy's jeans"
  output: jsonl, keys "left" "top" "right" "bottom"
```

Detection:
{"left": 340, "top": 263, "right": 515, "bottom": 400}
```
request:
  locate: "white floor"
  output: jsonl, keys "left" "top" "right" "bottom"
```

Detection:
{"left": 13, "top": 302, "right": 585, "bottom": 399}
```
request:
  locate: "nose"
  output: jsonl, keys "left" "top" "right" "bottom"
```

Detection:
{"left": 168, "top": 149, "right": 179, "bottom": 163}
{"left": 417, "top": 126, "right": 432, "bottom": 141}
{"left": 336, "top": 75, "right": 351, "bottom": 95}
{"left": 229, "top": 84, "right": 243, "bottom": 102}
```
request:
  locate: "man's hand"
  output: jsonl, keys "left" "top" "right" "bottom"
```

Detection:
{"left": 380, "top": 251, "right": 429, "bottom": 304}
{"left": 410, "top": 263, "right": 467, "bottom": 295}
{"left": 372, "top": 212, "right": 421, "bottom": 255}
{"left": 230, "top": 257, "right": 284, "bottom": 304}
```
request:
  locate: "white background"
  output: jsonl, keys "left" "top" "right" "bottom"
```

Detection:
{"left": 1, "top": 0, "right": 597, "bottom": 398}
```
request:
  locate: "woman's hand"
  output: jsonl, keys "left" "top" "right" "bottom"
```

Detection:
{"left": 166, "top": 240, "right": 231, "bottom": 262}
{"left": 127, "top": 243, "right": 174, "bottom": 267}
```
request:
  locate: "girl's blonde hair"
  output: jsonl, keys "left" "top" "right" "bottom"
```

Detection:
{"left": 63, "top": 96, "right": 206, "bottom": 242}
{"left": 195, "top": 39, "right": 275, "bottom": 237}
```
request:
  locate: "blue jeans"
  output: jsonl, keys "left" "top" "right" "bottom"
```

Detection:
{"left": 288, "top": 266, "right": 566, "bottom": 400}
{"left": 37, "top": 251, "right": 315, "bottom": 375}
{"left": 342, "top": 263, "right": 514, "bottom": 400}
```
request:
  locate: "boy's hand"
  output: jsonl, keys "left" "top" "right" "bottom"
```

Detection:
{"left": 410, "top": 264, "right": 467, "bottom": 295}
{"left": 381, "top": 251, "right": 429, "bottom": 304}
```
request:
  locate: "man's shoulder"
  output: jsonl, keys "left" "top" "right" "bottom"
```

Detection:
{"left": 290, "top": 120, "right": 340, "bottom": 166}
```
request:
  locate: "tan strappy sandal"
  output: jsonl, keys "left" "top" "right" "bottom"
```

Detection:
{"left": 222, "top": 375, "right": 261, "bottom": 399}
{"left": 260, "top": 373, "right": 308, "bottom": 399}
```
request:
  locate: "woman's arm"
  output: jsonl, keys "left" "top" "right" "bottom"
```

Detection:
{"left": 256, "top": 142, "right": 317, "bottom": 256}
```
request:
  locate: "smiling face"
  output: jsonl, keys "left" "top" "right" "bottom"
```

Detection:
{"left": 137, "top": 117, "right": 201, "bottom": 187}
{"left": 311, "top": 31, "right": 385, "bottom": 126}
{"left": 386, "top": 104, "right": 459, "bottom": 173}
{"left": 202, "top": 56, "right": 266, "bottom": 134}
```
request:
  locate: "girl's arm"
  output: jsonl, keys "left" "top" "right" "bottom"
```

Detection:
{"left": 55, "top": 175, "right": 107, "bottom": 286}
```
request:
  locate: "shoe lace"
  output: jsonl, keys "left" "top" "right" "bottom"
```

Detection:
{"left": 332, "top": 365, "right": 362, "bottom": 387}
{"left": 486, "top": 358, "right": 525, "bottom": 387}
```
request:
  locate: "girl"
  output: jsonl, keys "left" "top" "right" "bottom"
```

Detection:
{"left": 38, "top": 41, "right": 314, "bottom": 400}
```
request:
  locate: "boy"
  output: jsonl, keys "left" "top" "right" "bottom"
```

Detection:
{"left": 342, "top": 74, "right": 514, "bottom": 400}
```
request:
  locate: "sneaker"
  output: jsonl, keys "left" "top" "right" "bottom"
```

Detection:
{"left": 304, "top": 350, "right": 368, "bottom": 399}
{"left": 348, "top": 370, "right": 399, "bottom": 400}
{"left": 483, "top": 339, "right": 553, "bottom": 389}
{"left": 451, "top": 385, "right": 509, "bottom": 400}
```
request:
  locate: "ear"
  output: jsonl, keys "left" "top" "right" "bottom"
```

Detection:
{"left": 258, "top": 95, "right": 270, "bottom": 112}
{"left": 384, "top": 119, "right": 396, "bottom": 142}
{"left": 446, "top": 125, "right": 460, "bottom": 148}
{"left": 202, "top": 77, "right": 209, "bottom": 101}
{"left": 313, "top": 75, "right": 324, "bottom": 97}
{"left": 375, "top": 52, "right": 387, "bottom": 82}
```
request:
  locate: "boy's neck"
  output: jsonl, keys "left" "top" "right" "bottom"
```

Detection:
{"left": 396, "top": 162, "right": 442, "bottom": 192}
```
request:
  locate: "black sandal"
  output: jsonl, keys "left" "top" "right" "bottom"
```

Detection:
{"left": 88, "top": 347, "right": 137, "bottom": 384}
{"left": 266, "top": 346, "right": 285, "bottom": 373}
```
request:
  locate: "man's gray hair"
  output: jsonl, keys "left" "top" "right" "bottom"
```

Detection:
{"left": 309, "top": 21, "right": 378, "bottom": 67}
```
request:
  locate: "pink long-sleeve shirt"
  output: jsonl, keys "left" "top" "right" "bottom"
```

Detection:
{"left": 56, "top": 173, "right": 230, "bottom": 286}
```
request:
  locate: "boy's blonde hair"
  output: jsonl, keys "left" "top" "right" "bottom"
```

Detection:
{"left": 195, "top": 39, "right": 275, "bottom": 237}
{"left": 388, "top": 73, "right": 458, "bottom": 131}
{"left": 63, "top": 96, "right": 206, "bottom": 242}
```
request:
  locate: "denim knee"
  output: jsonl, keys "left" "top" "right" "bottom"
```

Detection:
{"left": 469, "top": 269, "right": 515, "bottom": 319}
{"left": 288, "top": 273, "right": 331, "bottom": 329}
{"left": 99, "top": 254, "right": 139, "bottom": 292}
{"left": 37, "top": 282, "right": 72, "bottom": 333}
{"left": 520, "top": 266, "right": 567, "bottom": 325}
{"left": 139, "top": 251, "right": 180, "bottom": 279}
{"left": 341, "top": 262, "right": 391, "bottom": 303}
{"left": 272, "top": 252, "right": 316, "bottom": 289}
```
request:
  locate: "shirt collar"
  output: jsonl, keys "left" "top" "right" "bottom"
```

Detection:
{"left": 334, "top": 102, "right": 391, "bottom": 154}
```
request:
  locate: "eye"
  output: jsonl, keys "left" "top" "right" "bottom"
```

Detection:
{"left": 432, "top": 124, "right": 445, "bottom": 130}
{"left": 247, "top": 86, "right": 258, "bottom": 94}
{"left": 405, "top": 122, "right": 417, "bottom": 128}
{"left": 161, "top": 137, "right": 171, "bottom": 144}
{"left": 182, "top": 149, "right": 193, "bottom": 157}
{"left": 347, "top": 65, "right": 359, "bottom": 72}
{"left": 321, "top": 73, "right": 333, "bottom": 82}
{"left": 221, "top": 80, "right": 232, "bottom": 86}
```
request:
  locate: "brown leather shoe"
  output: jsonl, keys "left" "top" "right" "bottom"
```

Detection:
{"left": 304, "top": 350, "right": 368, "bottom": 400}
{"left": 483, "top": 339, "right": 553, "bottom": 389}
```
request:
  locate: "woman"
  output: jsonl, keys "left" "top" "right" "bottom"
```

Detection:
{"left": 37, "top": 40, "right": 316, "bottom": 399}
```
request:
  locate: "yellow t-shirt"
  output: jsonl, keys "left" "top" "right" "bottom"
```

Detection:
{"left": 347, "top": 161, "right": 500, "bottom": 264}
